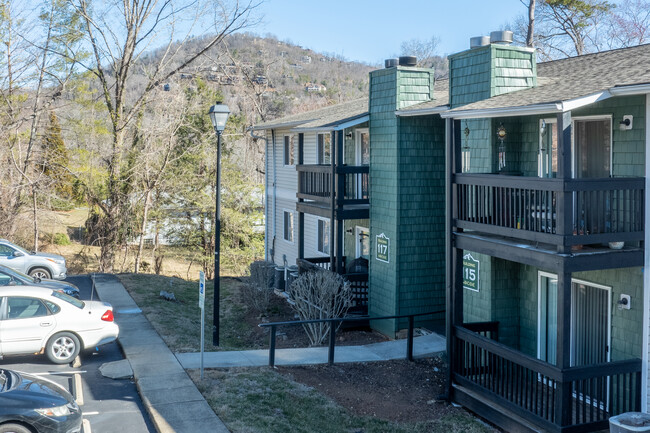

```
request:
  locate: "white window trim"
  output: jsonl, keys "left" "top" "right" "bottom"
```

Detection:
{"left": 317, "top": 133, "right": 331, "bottom": 165}
{"left": 570, "top": 115, "right": 613, "bottom": 178}
{"left": 355, "top": 226, "right": 369, "bottom": 259}
{"left": 316, "top": 217, "right": 330, "bottom": 255}
{"left": 283, "top": 135, "right": 295, "bottom": 167}
{"left": 537, "top": 271, "right": 612, "bottom": 366}
{"left": 355, "top": 128, "right": 369, "bottom": 166}
{"left": 282, "top": 209, "right": 294, "bottom": 244}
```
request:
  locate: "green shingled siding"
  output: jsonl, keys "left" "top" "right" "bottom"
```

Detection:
{"left": 368, "top": 66, "right": 443, "bottom": 337}
{"left": 466, "top": 261, "right": 643, "bottom": 362}
{"left": 448, "top": 44, "right": 536, "bottom": 108}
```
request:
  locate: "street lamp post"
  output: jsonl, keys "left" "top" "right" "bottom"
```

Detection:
{"left": 208, "top": 101, "right": 230, "bottom": 346}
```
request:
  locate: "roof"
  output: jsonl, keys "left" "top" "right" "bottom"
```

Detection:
{"left": 443, "top": 43, "right": 650, "bottom": 119}
{"left": 396, "top": 78, "right": 449, "bottom": 116}
{"left": 250, "top": 98, "right": 369, "bottom": 131}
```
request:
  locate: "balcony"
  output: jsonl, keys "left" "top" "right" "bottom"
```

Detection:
{"left": 296, "top": 165, "right": 369, "bottom": 219}
{"left": 454, "top": 174, "right": 644, "bottom": 250}
{"left": 453, "top": 323, "right": 641, "bottom": 433}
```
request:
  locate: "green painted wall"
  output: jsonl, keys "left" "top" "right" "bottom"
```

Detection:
{"left": 448, "top": 44, "right": 536, "bottom": 108}
{"left": 368, "top": 66, "right": 445, "bottom": 337}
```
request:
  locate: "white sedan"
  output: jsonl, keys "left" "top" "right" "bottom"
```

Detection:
{"left": 0, "top": 286, "right": 119, "bottom": 364}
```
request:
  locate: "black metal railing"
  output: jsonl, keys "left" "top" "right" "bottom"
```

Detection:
{"left": 454, "top": 174, "right": 644, "bottom": 247}
{"left": 259, "top": 310, "right": 443, "bottom": 367}
{"left": 454, "top": 325, "right": 641, "bottom": 432}
{"left": 297, "top": 164, "right": 369, "bottom": 204}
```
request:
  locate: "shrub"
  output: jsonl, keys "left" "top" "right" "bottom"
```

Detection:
{"left": 51, "top": 232, "right": 71, "bottom": 245}
{"left": 241, "top": 260, "right": 275, "bottom": 314}
{"left": 288, "top": 271, "right": 352, "bottom": 346}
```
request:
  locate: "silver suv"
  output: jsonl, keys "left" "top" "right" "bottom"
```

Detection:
{"left": 0, "top": 239, "right": 67, "bottom": 280}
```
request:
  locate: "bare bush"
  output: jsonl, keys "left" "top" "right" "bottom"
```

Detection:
{"left": 288, "top": 271, "right": 353, "bottom": 346}
{"left": 241, "top": 260, "right": 275, "bottom": 314}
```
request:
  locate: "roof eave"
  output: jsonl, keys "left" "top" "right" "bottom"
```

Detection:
{"left": 395, "top": 105, "right": 449, "bottom": 117}
{"left": 250, "top": 120, "right": 314, "bottom": 131}
{"left": 292, "top": 114, "right": 369, "bottom": 132}
{"left": 609, "top": 83, "right": 650, "bottom": 96}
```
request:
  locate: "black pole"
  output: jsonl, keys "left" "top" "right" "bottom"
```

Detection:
{"left": 213, "top": 130, "right": 222, "bottom": 346}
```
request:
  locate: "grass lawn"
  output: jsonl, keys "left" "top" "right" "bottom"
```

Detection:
{"left": 119, "top": 273, "right": 498, "bottom": 433}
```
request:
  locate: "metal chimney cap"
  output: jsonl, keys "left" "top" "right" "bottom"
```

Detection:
{"left": 398, "top": 56, "right": 417, "bottom": 67}
{"left": 385, "top": 58, "right": 399, "bottom": 68}
{"left": 490, "top": 30, "right": 514, "bottom": 45}
{"left": 470, "top": 36, "right": 491, "bottom": 49}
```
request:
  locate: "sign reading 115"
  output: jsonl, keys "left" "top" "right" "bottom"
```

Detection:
{"left": 463, "top": 253, "right": 480, "bottom": 292}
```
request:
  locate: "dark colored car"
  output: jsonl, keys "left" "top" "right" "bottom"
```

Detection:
{"left": 0, "top": 265, "right": 80, "bottom": 299}
{"left": 0, "top": 369, "right": 82, "bottom": 433}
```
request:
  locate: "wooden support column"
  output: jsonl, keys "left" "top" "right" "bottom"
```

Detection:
{"left": 330, "top": 131, "right": 336, "bottom": 271}
{"left": 554, "top": 269, "right": 573, "bottom": 427}
{"left": 297, "top": 133, "right": 305, "bottom": 260}
{"left": 447, "top": 118, "right": 464, "bottom": 399}
{"left": 335, "top": 130, "right": 345, "bottom": 274}
{"left": 556, "top": 111, "right": 572, "bottom": 253}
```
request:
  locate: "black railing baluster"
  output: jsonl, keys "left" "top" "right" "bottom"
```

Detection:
{"left": 407, "top": 315, "right": 414, "bottom": 361}
{"left": 269, "top": 325, "right": 277, "bottom": 367}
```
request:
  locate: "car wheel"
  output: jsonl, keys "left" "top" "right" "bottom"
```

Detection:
{"left": 0, "top": 423, "right": 32, "bottom": 433}
{"left": 29, "top": 267, "right": 51, "bottom": 280}
{"left": 46, "top": 332, "right": 81, "bottom": 364}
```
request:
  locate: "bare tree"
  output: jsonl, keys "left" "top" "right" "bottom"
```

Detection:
{"left": 64, "top": 0, "right": 262, "bottom": 271}
{"left": 525, "top": 0, "right": 536, "bottom": 47}
{"left": 605, "top": 0, "right": 650, "bottom": 48}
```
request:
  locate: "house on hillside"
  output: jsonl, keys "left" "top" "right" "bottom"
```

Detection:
{"left": 252, "top": 29, "right": 650, "bottom": 432}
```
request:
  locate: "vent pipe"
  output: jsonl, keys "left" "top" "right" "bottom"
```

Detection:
{"left": 470, "top": 36, "right": 491, "bottom": 49}
{"left": 384, "top": 58, "right": 398, "bottom": 68}
{"left": 490, "top": 30, "right": 514, "bottom": 45}
{"left": 398, "top": 56, "right": 417, "bottom": 67}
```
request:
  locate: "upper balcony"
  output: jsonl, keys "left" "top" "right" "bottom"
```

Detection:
{"left": 296, "top": 164, "right": 369, "bottom": 219}
{"left": 453, "top": 173, "right": 644, "bottom": 262}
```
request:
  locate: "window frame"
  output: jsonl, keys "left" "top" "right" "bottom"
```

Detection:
{"left": 317, "top": 133, "right": 331, "bottom": 165}
{"left": 283, "top": 210, "right": 294, "bottom": 243}
{"left": 283, "top": 135, "right": 295, "bottom": 166}
{"left": 317, "top": 218, "right": 330, "bottom": 255}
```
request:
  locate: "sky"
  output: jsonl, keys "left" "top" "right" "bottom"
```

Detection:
{"left": 253, "top": 0, "right": 527, "bottom": 65}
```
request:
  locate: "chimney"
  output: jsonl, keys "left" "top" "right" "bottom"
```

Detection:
{"left": 448, "top": 31, "right": 536, "bottom": 108}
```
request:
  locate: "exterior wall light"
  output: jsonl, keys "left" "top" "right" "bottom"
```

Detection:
{"left": 619, "top": 115, "right": 633, "bottom": 130}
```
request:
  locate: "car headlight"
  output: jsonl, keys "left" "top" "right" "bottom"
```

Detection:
{"left": 35, "top": 404, "right": 72, "bottom": 417}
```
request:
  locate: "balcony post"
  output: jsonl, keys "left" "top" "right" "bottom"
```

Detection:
{"left": 554, "top": 270, "right": 572, "bottom": 426}
{"left": 330, "top": 131, "right": 336, "bottom": 271}
{"left": 336, "top": 130, "right": 345, "bottom": 274}
{"left": 298, "top": 133, "right": 305, "bottom": 260}
{"left": 556, "top": 111, "right": 572, "bottom": 253}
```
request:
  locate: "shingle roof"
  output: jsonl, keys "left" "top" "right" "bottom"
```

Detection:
{"left": 446, "top": 43, "right": 650, "bottom": 115}
{"left": 250, "top": 98, "right": 369, "bottom": 131}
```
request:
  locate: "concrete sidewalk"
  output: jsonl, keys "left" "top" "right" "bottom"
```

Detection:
{"left": 92, "top": 273, "right": 447, "bottom": 433}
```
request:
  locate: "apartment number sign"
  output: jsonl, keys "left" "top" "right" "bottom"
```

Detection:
{"left": 463, "top": 253, "right": 480, "bottom": 292}
{"left": 376, "top": 233, "right": 390, "bottom": 263}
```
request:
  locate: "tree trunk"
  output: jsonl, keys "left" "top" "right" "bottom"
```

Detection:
{"left": 526, "top": 0, "right": 536, "bottom": 47}
{"left": 134, "top": 189, "right": 152, "bottom": 273}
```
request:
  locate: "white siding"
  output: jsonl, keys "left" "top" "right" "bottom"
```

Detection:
{"left": 303, "top": 133, "right": 318, "bottom": 164}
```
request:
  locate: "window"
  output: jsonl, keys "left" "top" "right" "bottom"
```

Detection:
{"left": 318, "top": 133, "right": 331, "bottom": 165}
{"left": 7, "top": 297, "right": 49, "bottom": 319}
{"left": 0, "top": 245, "right": 13, "bottom": 257}
{"left": 574, "top": 117, "right": 611, "bottom": 178}
{"left": 283, "top": 211, "right": 294, "bottom": 242}
{"left": 317, "top": 219, "right": 330, "bottom": 254}
{"left": 283, "top": 135, "right": 294, "bottom": 166}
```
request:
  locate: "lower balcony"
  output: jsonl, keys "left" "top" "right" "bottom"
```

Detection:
{"left": 297, "top": 256, "right": 368, "bottom": 315}
{"left": 452, "top": 323, "right": 641, "bottom": 433}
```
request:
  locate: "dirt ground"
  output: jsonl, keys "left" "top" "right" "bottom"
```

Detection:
{"left": 276, "top": 357, "right": 458, "bottom": 423}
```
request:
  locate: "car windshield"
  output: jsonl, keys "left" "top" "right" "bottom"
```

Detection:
{"left": 0, "top": 266, "right": 32, "bottom": 282}
{"left": 51, "top": 290, "right": 84, "bottom": 309}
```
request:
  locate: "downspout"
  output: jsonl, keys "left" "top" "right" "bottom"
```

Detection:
{"left": 643, "top": 93, "right": 650, "bottom": 411}
{"left": 249, "top": 127, "right": 273, "bottom": 262}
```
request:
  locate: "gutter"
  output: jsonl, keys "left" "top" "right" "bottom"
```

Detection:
{"left": 609, "top": 83, "right": 650, "bottom": 96}
{"left": 291, "top": 114, "right": 370, "bottom": 133}
{"left": 395, "top": 105, "right": 449, "bottom": 117}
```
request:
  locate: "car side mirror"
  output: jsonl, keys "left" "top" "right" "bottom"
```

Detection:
{"left": 8, "top": 278, "right": 16, "bottom": 286}
{"left": 12, "top": 251, "right": 24, "bottom": 257}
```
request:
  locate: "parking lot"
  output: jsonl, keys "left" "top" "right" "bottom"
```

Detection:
{"left": 1, "top": 275, "right": 155, "bottom": 433}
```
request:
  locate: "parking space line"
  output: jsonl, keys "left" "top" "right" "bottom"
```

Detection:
{"left": 74, "top": 373, "right": 84, "bottom": 405}
{"left": 25, "top": 370, "right": 87, "bottom": 376}
{"left": 83, "top": 419, "right": 92, "bottom": 433}
{"left": 83, "top": 412, "right": 99, "bottom": 415}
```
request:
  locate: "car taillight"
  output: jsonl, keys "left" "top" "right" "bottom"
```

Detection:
{"left": 101, "top": 310, "right": 114, "bottom": 322}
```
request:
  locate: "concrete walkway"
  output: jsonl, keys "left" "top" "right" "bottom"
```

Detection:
{"left": 92, "top": 273, "right": 447, "bottom": 433}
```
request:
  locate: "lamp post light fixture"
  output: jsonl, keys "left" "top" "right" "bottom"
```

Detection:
{"left": 208, "top": 101, "right": 230, "bottom": 346}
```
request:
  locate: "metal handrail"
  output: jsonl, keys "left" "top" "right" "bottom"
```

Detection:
{"left": 258, "top": 310, "right": 444, "bottom": 367}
